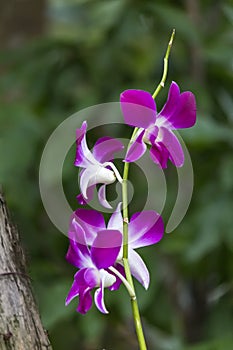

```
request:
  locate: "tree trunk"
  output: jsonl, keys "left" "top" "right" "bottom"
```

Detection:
{"left": 0, "top": 191, "right": 53, "bottom": 350}
{"left": 0, "top": 0, "right": 47, "bottom": 48}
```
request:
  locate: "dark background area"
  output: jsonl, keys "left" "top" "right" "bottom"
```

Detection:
{"left": 0, "top": 0, "right": 233, "bottom": 349}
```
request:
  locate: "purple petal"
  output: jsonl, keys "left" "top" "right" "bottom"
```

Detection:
{"left": 94, "top": 276, "right": 108, "bottom": 314}
{"left": 170, "top": 91, "right": 196, "bottom": 128}
{"left": 76, "top": 121, "right": 87, "bottom": 142}
{"left": 74, "top": 121, "right": 97, "bottom": 168}
{"left": 91, "top": 230, "right": 122, "bottom": 269}
{"left": 128, "top": 211, "right": 164, "bottom": 249}
{"left": 66, "top": 269, "right": 97, "bottom": 315}
{"left": 159, "top": 81, "right": 180, "bottom": 122}
{"left": 66, "top": 216, "right": 91, "bottom": 268}
{"left": 98, "top": 185, "right": 112, "bottom": 209}
{"left": 69, "top": 214, "right": 88, "bottom": 248}
{"left": 128, "top": 249, "right": 150, "bottom": 289}
{"left": 93, "top": 137, "right": 124, "bottom": 163}
{"left": 108, "top": 263, "right": 125, "bottom": 291}
{"left": 65, "top": 279, "right": 80, "bottom": 306}
{"left": 120, "top": 89, "right": 156, "bottom": 128}
{"left": 66, "top": 242, "right": 89, "bottom": 269}
{"left": 65, "top": 269, "right": 88, "bottom": 305}
{"left": 124, "top": 130, "right": 147, "bottom": 163}
{"left": 84, "top": 267, "right": 99, "bottom": 288}
{"left": 76, "top": 185, "right": 95, "bottom": 205}
{"left": 158, "top": 127, "right": 184, "bottom": 167}
{"left": 76, "top": 193, "right": 87, "bottom": 205}
{"left": 107, "top": 202, "right": 123, "bottom": 231}
{"left": 77, "top": 287, "right": 93, "bottom": 314}
{"left": 158, "top": 82, "right": 196, "bottom": 129}
{"left": 74, "top": 208, "right": 106, "bottom": 245}
{"left": 150, "top": 143, "right": 170, "bottom": 169}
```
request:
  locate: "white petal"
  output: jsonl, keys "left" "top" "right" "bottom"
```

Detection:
{"left": 128, "top": 249, "right": 150, "bottom": 290}
{"left": 79, "top": 167, "right": 95, "bottom": 199}
{"left": 94, "top": 167, "right": 116, "bottom": 185}
{"left": 107, "top": 203, "right": 123, "bottom": 231}
{"left": 98, "top": 185, "right": 113, "bottom": 209}
{"left": 81, "top": 133, "right": 99, "bottom": 166}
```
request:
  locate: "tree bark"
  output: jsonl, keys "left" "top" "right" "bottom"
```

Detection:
{"left": 0, "top": 191, "right": 53, "bottom": 350}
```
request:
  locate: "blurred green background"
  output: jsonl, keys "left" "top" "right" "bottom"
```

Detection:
{"left": 0, "top": 0, "right": 233, "bottom": 349}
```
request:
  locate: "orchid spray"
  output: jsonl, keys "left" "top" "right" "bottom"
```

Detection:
{"left": 65, "top": 30, "right": 196, "bottom": 349}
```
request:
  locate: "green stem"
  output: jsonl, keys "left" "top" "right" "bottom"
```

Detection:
{"left": 122, "top": 149, "right": 147, "bottom": 350}
{"left": 121, "top": 29, "right": 175, "bottom": 350}
{"left": 152, "top": 29, "right": 175, "bottom": 100}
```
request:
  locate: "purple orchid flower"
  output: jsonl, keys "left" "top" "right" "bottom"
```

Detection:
{"left": 65, "top": 216, "right": 122, "bottom": 314}
{"left": 75, "top": 121, "right": 124, "bottom": 208}
{"left": 120, "top": 81, "right": 196, "bottom": 168}
{"left": 68, "top": 204, "right": 164, "bottom": 291}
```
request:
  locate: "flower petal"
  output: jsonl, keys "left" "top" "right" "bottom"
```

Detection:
{"left": 120, "top": 89, "right": 156, "bottom": 128}
{"left": 158, "top": 82, "right": 196, "bottom": 129}
{"left": 124, "top": 129, "right": 147, "bottom": 162}
{"left": 170, "top": 91, "right": 196, "bottom": 128}
{"left": 107, "top": 202, "right": 123, "bottom": 231}
{"left": 77, "top": 287, "right": 93, "bottom": 314}
{"left": 66, "top": 216, "right": 90, "bottom": 268}
{"left": 146, "top": 125, "right": 159, "bottom": 145}
{"left": 158, "top": 127, "right": 184, "bottom": 167}
{"left": 150, "top": 143, "right": 170, "bottom": 168}
{"left": 74, "top": 121, "right": 98, "bottom": 167}
{"left": 98, "top": 185, "right": 112, "bottom": 209}
{"left": 84, "top": 267, "right": 99, "bottom": 288}
{"left": 65, "top": 279, "right": 80, "bottom": 306}
{"left": 128, "top": 211, "right": 164, "bottom": 249}
{"left": 91, "top": 230, "right": 122, "bottom": 269}
{"left": 80, "top": 166, "right": 116, "bottom": 200}
{"left": 76, "top": 185, "right": 95, "bottom": 205}
{"left": 128, "top": 249, "right": 150, "bottom": 289}
{"left": 74, "top": 208, "right": 106, "bottom": 245}
{"left": 66, "top": 242, "right": 89, "bottom": 269}
{"left": 79, "top": 166, "right": 97, "bottom": 199}
{"left": 93, "top": 137, "right": 124, "bottom": 163}
{"left": 94, "top": 275, "right": 109, "bottom": 314}
{"left": 158, "top": 81, "right": 180, "bottom": 124}
{"left": 65, "top": 269, "right": 87, "bottom": 305}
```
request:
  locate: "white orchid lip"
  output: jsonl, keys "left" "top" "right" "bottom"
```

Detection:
{"left": 91, "top": 167, "right": 116, "bottom": 186}
{"left": 99, "top": 269, "right": 116, "bottom": 288}
{"left": 142, "top": 128, "right": 152, "bottom": 145}
{"left": 80, "top": 165, "right": 116, "bottom": 199}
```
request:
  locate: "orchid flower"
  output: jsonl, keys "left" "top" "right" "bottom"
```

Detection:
{"left": 65, "top": 216, "right": 122, "bottom": 314}
{"left": 120, "top": 81, "right": 196, "bottom": 168}
{"left": 75, "top": 121, "right": 124, "bottom": 208}
{"left": 69, "top": 204, "right": 164, "bottom": 291}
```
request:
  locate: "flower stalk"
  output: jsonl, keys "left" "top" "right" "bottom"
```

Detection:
{"left": 121, "top": 29, "right": 176, "bottom": 350}
{"left": 65, "top": 27, "right": 197, "bottom": 350}
{"left": 152, "top": 29, "right": 175, "bottom": 100}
